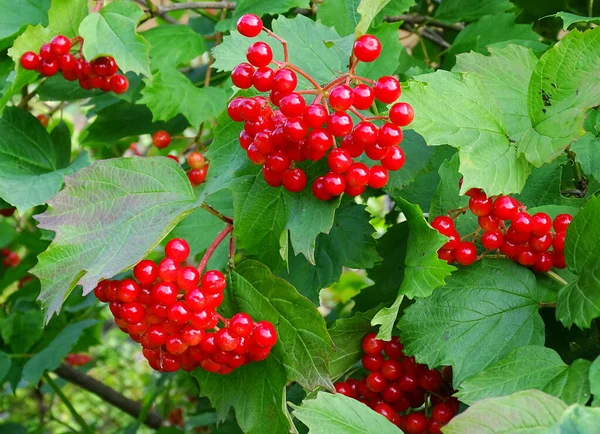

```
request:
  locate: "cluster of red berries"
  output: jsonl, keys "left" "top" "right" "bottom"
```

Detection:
{"left": 432, "top": 189, "right": 572, "bottom": 271}
{"left": 20, "top": 35, "right": 129, "bottom": 94}
{"left": 1, "top": 248, "right": 20, "bottom": 268}
{"left": 93, "top": 238, "right": 277, "bottom": 374}
{"left": 151, "top": 131, "right": 209, "bottom": 187}
{"left": 334, "top": 334, "right": 459, "bottom": 433}
{"left": 65, "top": 353, "right": 93, "bottom": 367}
{"left": 227, "top": 15, "right": 413, "bottom": 200}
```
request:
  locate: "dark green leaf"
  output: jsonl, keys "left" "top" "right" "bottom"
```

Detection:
{"left": 0, "top": 423, "right": 26, "bottom": 434}
{"left": 316, "top": 0, "right": 361, "bottom": 36}
{"left": 544, "top": 359, "right": 592, "bottom": 405}
{"left": 0, "top": 352, "right": 10, "bottom": 385}
{"left": 589, "top": 355, "right": 600, "bottom": 406}
{"left": 0, "top": 0, "right": 50, "bottom": 50}
{"left": 1, "top": 310, "right": 44, "bottom": 353}
{"left": 435, "top": 0, "right": 514, "bottom": 22}
{"left": 38, "top": 74, "right": 102, "bottom": 101}
{"left": 0, "top": 221, "right": 17, "bottom": 248}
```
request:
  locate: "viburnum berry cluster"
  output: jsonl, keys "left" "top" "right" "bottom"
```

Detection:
{"left": 334, "top": 334, "right": 459, "bottom": 433}
{"left": 20, "top": 35, "right": 129, "bottom": 94}
{"left": 432, "top": 188, "right": 572, "bottom": 271}
{"left": 226, "top": 15, "right": 413, "bottom": 200}
{"left": 93, "top": 238, "right": 277, "bottom": 374}
{"left": 1, "top": 248, "right": 20, "bottom": 268}
{"left": 151, "top": 131, "right": 209, "bottom": 187}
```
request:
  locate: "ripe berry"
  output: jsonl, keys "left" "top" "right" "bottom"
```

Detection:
{"left": 468, "top": 192, "right": 492, "bottom": 216}
{"left": 40, "top": 60, "right": 59, "bottom": 77}
{"left": 177, "top": 266, "right": 200, "bottom": 291}
{"left": 517, "top": 246, "right": 537, "bottom": 266}
{"left": 384, "top": 336, "right": 404, "bottom": 359}
{"left": 381, "top": 359, "right": 402, "bottom": 381}
{"left": 165, "top": 238, "right": 190, "bottom": 262}
{"left": 368, "top": 166, "right": 389, "bottom": 189}
{"left": 362, "top": 333, "right": 383, "bottom": 355}
{"left": 282, "top": 168, "right": 307, "bottom": 192}
{"left": 353, "top": 34, "right": 382, "bottom": 62}
{"left": 442, "top": 231, "right": 460, "bottom": 250}
{"left": 152, "top": 130, "right": 171, "bottom": 148}
{"left": 247, "top": 145, "right": 266, "bottom": 165}
{"left": 121, "top": 302, "right": 145, "bottom": 324}
{"left": 58, "top": 53, "right": 75, "bottom": 71}
{"left": 373, "top": 403, "right": 395, "bottom": 423}
{"left": 531, "top": 213, "right": 552, "bottom": 236}
{"left": 366, "top": 372, "right": 387, "bottom": 392}
{"left": 284, "top": 117, "right": 308, "bottom": 142}
{"left": 405, "top": 412, "right": 427, "bottom": 434}
{"left": 506, "top": 226, "right": 530, "bottom": 244}
{"left": 431, "top": 216, "right": 455, "bottom": 236}
{"left": 362, "top": 354, "right": 384, "bottom": 372}
{"left": 188, "top": 167, "right": 208, "bottom": 186}
{"left": 352, "top": 84, "right": 375, "bottom": 110}
{"left": 389, "top": 102, "right": 414, "bottom": 126}
{"left": 246, "top": 42, "right": 272, "bottom": 67}
{"left": 327, "top": 111, "right": 353, "bottom": 137}
{"left": 374, "top": 76, "right": 401, "bottom": 103}
{"left": 340, "top": 134, "right": 364, "bottom": 158}
{"left": 323, "top": 172, "right": 346, "bottom": 196}
{"left": 265, "top": 150, "right": 291, "bottom": 173}
{"left": 345, "top": 184, "right": 365, "bottom": 197}
{"left": 272, "top": 68, "right": 297, "bottom": 94}
{"left": 252, "top": 321, "right": 277, "bottom": 347}
{"left": 92, "top": 56, "right": 118, "bottom": 76}
{"left": 327, "top": 148, "right": 352, "bottom": 173}
{"left": 532, "top": 251, "right": 553, "bottom": 272}
{"left": 346, "top": 162, "right": 370, "bottom": 187}
{"left": 398, "top": 373, "right": 418, "bottom": 392}
{"left": 252, "top": 66, "right": 274, "bottom": 91}
{"left": 20, "top": 52, "right": 40, "bottom": 70}
{"left": 553, "top": 214, "right": 572, "bottom": 233}
{"left": 312, "top": 176, "right": 333, "bottom": 201}
{"left": 184, "top": 288, "right": 206, "bottom": 312}
{"left": 304, "top": 103, "right": 328, "bottom": 128}
{"left": 553, "top": 250, "right": 566, "bottom": 269}
{"left": 511, "top": 212, "right": 532, "bottom": 233}
{"left": 232, "top": 62, "right": 255, "bottom": 88}
{"left": 493, "top": 196, "right": 519, "bottom": 220}
{"left": 378, "top": 145, "right": 404, "bottom": 171}
{"left": 263, "top": 166, "right": 283, "bottom": 187}
{"left": 438, "top": 249, "right": 454, "bottom": 263}
{"left": 481, "top": 231, "right": 504, "bottom": 250}
{"left": 50, "top": 35, "right": 71, "bottom": 56}
{"left": 454, "top": 242, "right": 477, "bottom": 265}
{"left": 530, "top": 233, "right": 552, "bottom": 252}
{"left": 230, "top": 313, "right": 254, "bottom": 337}
{"left": 167, "top": 302, "right": 190, "bottom": 324}
{"left": 378, "top": 123, "right": 403, "bottom": 147}
{"left": 236, "top": 14, "right": 263, "bottom": 37}
{"left": 216, "top": 329, "right": 240, "bottom": 351}
{"left": 478, "top": 214, "right": 500, "bottom": 232}
{"left": 201, "top": 270, "right": 226, "bottom": 294}
{"left": 419, "top": 368, "right": 442, "bottom": 391}
{"left": 279, "top": 92, "right": 306, "bottom": 117}
{"left": 553, "top": 232, "right": 565, "bottom": 251}
{"left": 118, "top": 279, "right": 140, "bottom": 303}
{"left": 352, "top": 121, "right": 378, "bottom": 147}
{"left": 382, "top": 383, "right": 403, "bottom": 403}
{"left": 158, "top": 257, "right": 180, "bottom": 282}
{"left": 432, "top": 402, "right": 455, "bottom": 424}
{"left": 500, "top": 240, "right": 519, "bottom": 259}
{"left": 329, "top": 85, "right": 354, "bottom": 111}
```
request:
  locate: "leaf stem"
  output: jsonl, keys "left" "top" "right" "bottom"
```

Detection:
{"left": 197, "top": 224, "right": 233, "bottom": 275}
{"left": 93, "top": 0, "right": 104, "bottom": 13}
{"left": 546, "top": 270, "right": 569, "bottom": 286}
{"left": 264, "top": 28, "right": 289, "bottom": 63}
{"left": 201, "top": 203, "right": 233, "bottom": 224}
{"left": 44, "top": 373, "right": 94, "bottom": 434}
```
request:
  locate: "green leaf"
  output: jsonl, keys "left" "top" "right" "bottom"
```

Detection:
{"left": 454, "top": 44, "right": 538, "bottom": 142}
{"left": 193, "top": 357, "right": 291, "bottom": 434}
{"left": 329, "top": 308, "right": 379, "bottom": 378}
{"left": 22, "top": 319, "right": 96, "bottom": 384}
{"left": 213, "top": 15, "right": 347, "bottom": 87}
{"left": 443, "top": 390, "right": 567, "bottom": 434}
{"left": 0, "top": 0, "right": 50, "bottom": 50}
{"left": 355, "top": 23, "right": 404, "bottom": 80}
{"left": 0, "top": 107, "right": 90, "bottom": 213}
{"left": 571, "top": 133, "right": 600, "bottom": 182}
{"left": 435, "top": 0, "right": 514, "bottom": 22}
{"left": 229, "top": 0, "right": 310, "bottom": 28}
{"left": 31, "top": 157, "right": 197, "bottom": 322}
{"left": 556, "top": 195, "right": 600, "bottom": 328}
{"left": 0, "top": 221, "right": 17, "bottom": 248}
{"left": 549, "top": 405, "right": 600, "bottom": 433}
{"left": 279, "top": 202, "right": 381, "bottom": 303}
{"left": 402, "top": 70, "right": 531, "bottom": 196}
{"left": 449, "top": 14, "right": 544, "bottom": 59}
{"left": 229, "top": 260, "right": 334, "bottom": 391}
{"left": 550, "top": 12, "right": 600, "bottom": 30}
{"left": 0, "top": 352, "right": 10, "bottom": 385}
{"left": 590, "top": 356, "right": 600, "bottom": 406}
{"left": 48, "top": 0, "right": 88, "bottom": 38}
{"left": 519, "top": 27, "right": 600, "bottom": 167}
{"left": 0, "top": 423, "right": 26, "bottom": 434}
{"left": 457, "top": 346, "right": 590, "bottom": 405}
{"left": 78, "top": 0, "right": 151, "bottom": 77}
{"left": 1, "top": 310, "right": 44, "bottom": 354}
{"left": 143, "top": 25, "right": 206, "bottom": 70}
{"left": 316, "top": 0, "right": 361, "bottom": 36}
{"left": 398, "top": 259, "right": 548, "bottom": 384}
{"left": 293, "top": 392, "right": 399, "bottom": 433}
{"left": 355, "top": 0, "right": 390, "bottom": 36}
{"left": 139, "top": 70, "right": 226, "bottom": 130}
{"left": 372, "top": 196, "right": 454, "bottom": 340}
{"left": 37, "top": 74, "right": 101, "bottom": 101}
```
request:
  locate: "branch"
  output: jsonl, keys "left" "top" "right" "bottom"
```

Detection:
{"left": 54, "top": 364, "right": 166, "bottom": 429}
{"left": 384, "top": 14, "right": 464, "bottom": 32}
{"left": 197, "top": 224, "right": 233, "bottom": 275}
{"left": 156, "top": 1, "right": 236, "bottom": 13}
{"left": 401, "top": 23, "right": 451, "bottom": 49}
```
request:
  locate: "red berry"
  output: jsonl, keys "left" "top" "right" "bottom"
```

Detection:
{"left": 352, "top": 84, "right": 375, "bottom": 110}
{"left": 517, "top": 246, "right": 537, "bottom": 266}
{"left": 191, "top": 309, "right": 217, "bottom": 329}
{"left": 381, "top": 359, "right": 403, "bottom": 381}
{"left": 553, "top": 250, "right": 566, "bottom": 268}
{"left": 252, "top": 321, "right": 277, "bottom": 347}
{"left": 419, "top": 368, "right": 442, "bottom": 391}
{"left": 469, "top": 192, "right": 493, "bottom": 216}
{"left": 329, "top": 84, "right": 354, "bottom": 111}
{"left": 152, "top": 130, "right": 171, "bottom": 148}
{"left": 493, "top": 196, "right": 519, "bottom": 220}
{"left": 177, "top": 266, "right": 200, "bottom": 291}
{"left": 184, "top": 288, "right": 206, "bottom": 311}
{"left": 362, "top": 354, "right": 384, "bottom": 372}
{"left": 279, "top": 92, "right": 306, "bottom": 117}
{"left": 454, "top": 242, "right": 477, "bottom": 265}
{"left": 265, "top": 150, "right": 291, "bottom": 173}
{"left": 181, "top": 325, "right": 204, "bottom": 346}
{"left": 187, "top": 152, "right": 205, "bottom": 169}
{"left": 374, "top": 76, "right": 401, "bottom": 103}
{"left": 368, "top": 166, "right": 389, "bottom": 189}
{"left": 327, "top": 148, "right": 352, "bottom": 173}
{"left": 165, "top": 238, "right": 190, "bottom": 262}
{"left": 236, "top": 14, "right": 263, "bottom": 37}
{"left": 284, "top": 117, "right": 308, "bottom": 142}
{"left": 531, "top": 212, "right": 552, "bottom": 236}
{"left": 553, "top": 214, "right": 572, "bottom": 233}
{"left": 272, "top": 68, "right": 297, "bottom": 94}
{"left": 323, "top": 172, "right": 346, "bottom": 196}
{"left": 432, "top": 402, "right": 455, "bottom": 424}
{"left": 39, "top": 43, "right": 55, "bottom": 61}
{"left": 380, "top": 145, "right": 405, "bottom": 171}
{"left": 246, "top": 41, "right": 272, "bottom": 67}
{"left": 312, "top": 176, "right": 333, "bottom": 201}
{"left": 20, "top": 51, "right": 40, "bottom": 70}
{"left": 121, "top": 301, "right": 145, "bottom": 324}
{"left": 352, "top": 121, "right": 378, "bottom": 147}
{"left": 365, "top": 142, "right": 390, "bottom": 160}
{"left": 230, "top": 313, "right": 254, "bottom": 337}
{"left": 282, "top": 168, "right": 307, "bottom": 192}
{"left": 232, "top": 62, "right": 255, "bottom": 89}
{"left": 201, "top": 270, "right": 226, "bottom": 294}
{"left": 335, "top": 382, "right": 353, "bottom": 397}
{"left": 50, "top": 35, "right": 71, "bottom": 56}
{"left": 366, "top": 372, "right": 387, "bottom": 392}
{"left": 263, "top": 166, "right": 283, "bottom": 187}
{"left": 481, "top": 231, "right": 504, "bottom": 250}
{"left": 247, "top": 144, "right": 267, "bottom": 165}
{"left": 134, "top": 260, "right": 158, "bottom": 286}
{"left": 478, "top": 214, "right": 500, "bottom": 232}
{"left": 500, "top": 240, "right": 519, "bottom": 259}
{"left": 373, "top": 403, "right": 396, "bottom": 422}
{"left": 405, "top": 412, "right": 427, "bottom": 434}
{"left": 397, "top": 373, "right": 418, "bottom": 392}
{"left": 362, "top": 333, "right": 383, "bottom": 355}
{"left": 252, "top": 66, "right": 274, "bottom": 91}
{"left": 378, "top": 123, "right": 403, "bottom": 147}
{"left": 151, "top": 281, "right": 178, "bottom": 305}
{"left": 40, "top": 60, "right": 59, "bottom": 76}
{"left": 384, "top": 336, "right": 404, "bottom": 359}
{"left": 511, "top": 212, "right": 532, "bottom": 233}
{"left": 382, "top": 383, "right": 403, "bottom": 403}
{"left": 58, "top": 53, "right": 75, "bottom": 71}
{"left": 158, "top": 257, "right": 180, "bottom": 282}
{"left": 506, "top": 226, "right": 530, "bottom": 244}
{"left": 327, "top": 111, "right": 353, "bottom": 137}
{"left": 304, "top": 103, "right": 328, "bottom": 128}
{"left": 530, "top": 233, "right": 553, "bottom": 252}
{"left": 167, "top": 302, "right": 190, "bottom": 324}
{"left": 553, "top": 232, "right": 566, "bottom": 251}
{"left": 442, "top": 231, "right": 460, "bottom": 250}
{"left": 216, "top": 328, "right": 240, "bottom": 351}
{"left": 438, "top": 249, "right": 455, "bottom": 263}
{"left": 389, "top": 102, "right": 414, "bottom": 126}
{"left": 345, "top": 184, "right": 365, "bottom": 197}
{"left": 532, "top": 251, "right": 553, "bottom": 273}
{"left": 117, "top": 278, "right": 140, "bottom": 303}
{"left": 188, "top": 167, "right": 208, "bottom": 186}
{"left": 340, "top": 133, "right": 364, "bottom": 157}
{"left": 92, "top": 56, "right": 118, "bottom": 76}
{"left": 346, "top": 162, "right": 370, "bottom": 187}
{"left": 431, "top": 216, "right": 455, "bottom": 236}
{"left": 353, "top": 34, "right": 382, "bottom": 62}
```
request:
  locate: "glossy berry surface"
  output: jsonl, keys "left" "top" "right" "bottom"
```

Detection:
{"left": 236, "top": 14, "right": 263, "bottom": 37}
{"left": 353, "top": 34, "right": 382, "bottom": 62}
{"left": 152, "top": 130, "right": 171, "bottom": 149}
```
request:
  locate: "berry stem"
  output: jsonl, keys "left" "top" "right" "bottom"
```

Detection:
{"left": 364, "top": 115, "right": 389, "bottom": 121}
{"left": 228, "top": 233, "right": 235, "bottom": 265}
{"left": 546, "top": 270, "right": 569, "bottom": 286}
{"left": 322, "top": 75, "right": 348, "bottom": 92}
{"left": 351, "top": 75, "right": 376, "bottom": 85}
{"left": 93, "top": 0, "right": 104, "bottom": 12}
{"left": 286, "top": 64, "right": 323, "bottom": 91}
{"left": 197, "top": 225, "right": 233, "bottom": 275}
{"left": 264, "top": 29, "right": 289, "bottom": 63}
{"left": 348, "top": 107, "right": 367, "bottom": 121}
{"left": 201, "top": 203, "right": 233, "bottom": 224}
{"left": 216, "top": 313, "right": 230, "bottom": 326}
{"left": 296, "top": 89, "right": 319, "bottom": 95}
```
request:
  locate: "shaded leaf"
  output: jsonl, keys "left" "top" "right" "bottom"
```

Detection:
{"left": 435, "top": 0, "right": 514, "bottom": 22}
{"left": 0, "top": 0, "right": 50, "bottom": 50}
{"left": 1, "top": 310, "right": 44, "bottom": 354}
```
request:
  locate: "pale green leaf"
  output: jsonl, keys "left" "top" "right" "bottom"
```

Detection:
{"left": 355, "top": 0, "right": 390, "bottom": 36}
{"left": 550, "top": 12, "right": 600, "bottom": 30}
{"left": 0, "top": 0, "right": 50, "bottom": 50}
{"left": 316, "top": 0, "right": 361, "bottom": 36}
{"left": 143, "top": 25, "right": 206, "bottom": 70}
{"left": 571, "top": 133, "right": 600, "bottom": 181}
{"left": 48, "top": 0, "right": 88, "bottom": 38}
{"left": 544, "top": 359, "right": 592, "bottom": 405}
{"left": 548, "top": 405, "right": 600, "bottom": 434}
{"left": 31, "top": 157, "right": 197, "bottom": 322}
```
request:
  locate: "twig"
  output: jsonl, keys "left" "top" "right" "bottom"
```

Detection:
{"left": 384, "top": 14, "right": 464, "bottom": 31}
{"left": 156, "top": 1, "right": 236, "bottom": 13}
{"left": 197, "top": 225, "right": 233, "bottom": 275}
{"left": 201, "top": 203, "right": 233, "bottom": 223}
{"left": 134, "top": 0, "right": 178, "bottom": 24}
{"left": 401, "top": 22, "right": 451, "bottom": 49}
{"left": 44, "top": 372, "right": 94, "bottom": 434}
{"left": 18, "top": 80, "right": 46, "bottom": 109}
{"left": 53, "top": 364, "right": 165, "bottom": 429}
